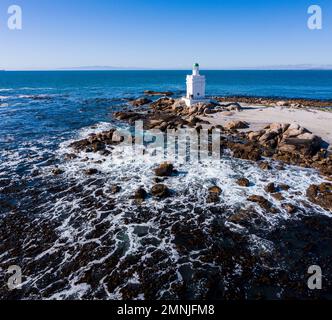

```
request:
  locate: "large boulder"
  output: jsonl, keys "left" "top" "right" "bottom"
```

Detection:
{"left": 279, "top": 133, "right": 322, "bottom": 156}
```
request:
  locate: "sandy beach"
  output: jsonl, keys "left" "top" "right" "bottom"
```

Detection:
{"left": 205, "top": 104, "right": 332, "bottom": 149}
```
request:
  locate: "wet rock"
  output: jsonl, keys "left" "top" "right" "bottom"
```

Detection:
{"left": 110, "top": 185, "right": 121, "bottom": 194}
{"left": 225, "top": 120, "right": 249, "bottom": 130}
{"left": 134, "top": 187, "right": 148, "bottom": 202}
{"left": 64, "top": 153, "right": 78, "bottom": 161}
{"left": 271, "top": 193, "right": 284, "bottom": 201}
{"left": 236, "top": 178, "right": 250, "bottom": 187}
{"left": 84, "top": 168, "right": 99, "bottom": 176}
{"left": 114, "top": 111, "right": 142, "bottom": 121}
{"left": 91, "top": 141, "right": 106, "bottom": 152}
{"left": 99, "top": 150, "right": 112, "bottom": 157}
{"left": 282, "top": 203, "right": 297, "bottom": 214}
{"left": 131, "top": 98, "right": 152, "bottom": 107}
{"left": 31, "top": 169, "right": 40, "bottom": 177}
{"left": 230, "top": 143, "right": 262, "bottom": 162}
{"left": 133, "top": 226, "right": 150, "bottom": 237}
{"left": 207, "top": 186, "right": 222, "bottom": 203}
{"left": 306, "top": 183, "right": 332, "bottom": 211}
{"left": 265, "top": 183, "right": 277, "bottom": 194}
{"left": 247, "top": 195, "right": 272, "bottom": 211}
{"left": 144, "top": 90, "right": 174, "bottom": 97}
{"left": 259, "top": 162, "right": 272, "bottom": 170}
{"left": 279, "top": 184, "right": 290, "bottom": 191}
{"left": 154, "top": 162, "right": 176, "bottom": 177}
{"left": 151, "top": 184, "right": 170, "bottom": 198}
{"left": 51, "top": 168, "right": 64, "bottom": 175}
{"left": 172, "top": 223, "right": 207, "bottom": 252}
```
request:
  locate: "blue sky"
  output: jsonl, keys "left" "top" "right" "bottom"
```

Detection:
{"left": 0, "top": 0, "right": 331, "bottom": 69}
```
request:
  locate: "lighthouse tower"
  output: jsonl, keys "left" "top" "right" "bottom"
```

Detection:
{"left": 182, "top": 63, "right": 209, "bottom": 107}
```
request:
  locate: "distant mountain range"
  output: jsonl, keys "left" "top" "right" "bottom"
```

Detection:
{"left": 58, "top": 66, "right": 145, "bottom": 71}
{"left": 2, "top": 65, "right": 332, "bottom": 71}
{"left": 58, "top": 64, "right": 332, "bottom": 71}
{"left": 235, "top": 64, "right": 332, "bottom": 70}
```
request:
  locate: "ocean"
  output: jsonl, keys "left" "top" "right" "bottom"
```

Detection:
{"left": 0, "top": 70, "right": 332, "bottom": 300}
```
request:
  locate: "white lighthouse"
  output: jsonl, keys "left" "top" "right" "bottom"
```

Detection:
{"left": 182, "top": 63, "right": 209, "bottom": 107}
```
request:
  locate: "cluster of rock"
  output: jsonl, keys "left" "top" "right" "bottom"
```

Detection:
{"left": 306, "top": 183, "right": 332, "bottom": 211}
{"left": 68, "top": 128, "right": 123, "bottom": 154}
{"left": 134, "top": 163, "right": 176, "bottom": 202}
{"left": 214, "top": 96, "right": 332, "bottom": 109}
{"left": 246, "top": 123, "right": 332, "bottom": 176}
{"left": 62, "top": 95, "right": 332, "bottom": 212}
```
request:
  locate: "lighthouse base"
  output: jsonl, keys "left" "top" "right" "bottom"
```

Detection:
{"left": 182, "top": 97, "right": 211, "bottom": 107}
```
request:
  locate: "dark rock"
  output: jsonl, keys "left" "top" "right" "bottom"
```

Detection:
{"left": 259, "top": 162, "right": 272, "bottom": 170}
{"left": 134, "top": 187, "right": 148, "bottom": 202}
{"left": 110, "top": 185, "right": 121, "bottom": 194}
{"left": 84, "top": 168, "right": 99, "bottom": 176}
{"left": 131, "top": 98, "right": 152, "bottom": 107}
{"left": 272, "top": 193, "right": 284, "bottom": 201}
{"left": 279, "top": 184, "right": 290, "bottom": 191}
{"left": 247, "top": 195, "right": 272, "bottom": 211}
{"left": 282, "top": 203, "right": 297, "bottom": 214}
{"left": 91, "top": 141, "right": 106, "bottom": 152}
{"left": 207, "top": 186, "right": 222, "bottom": 203}
{"left": 52, "top": 168, "right": 64, "bottom": 175}
{"left": 31, "top": 169, "right": 40, "bottom": 177}
{"left": 306, "top": 183, "right": 332, "bottom": 211}
{"left": 236, "top": 178, "right": 250, "bottom": 187}
{"left": 64, "top": 153, "right": 78, "bottom": 161}
{"left": 154, "top": 163, "right": 176, "bottom": 177}
{"left": 230, "top": 143, "right": 262, "bottom": 162}
{"left": 265, "top": 183, "right": 277, "bottom": 194}
{"left": 144, "top": 90, "right": 174, "bottom": 97}
{"left": 151, "top": 184, "right": 170, "bottom": 198}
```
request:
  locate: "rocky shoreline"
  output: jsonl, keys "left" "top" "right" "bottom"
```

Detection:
{"left": 65, "top": 95, "right": 332, "bottom": 212}
{"left": 213, "top": 95, "right": 332, "bottom": 109}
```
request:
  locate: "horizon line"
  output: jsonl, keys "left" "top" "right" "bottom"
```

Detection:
{"left": 2, "top": 64, "right": 332, "bottom": 72}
